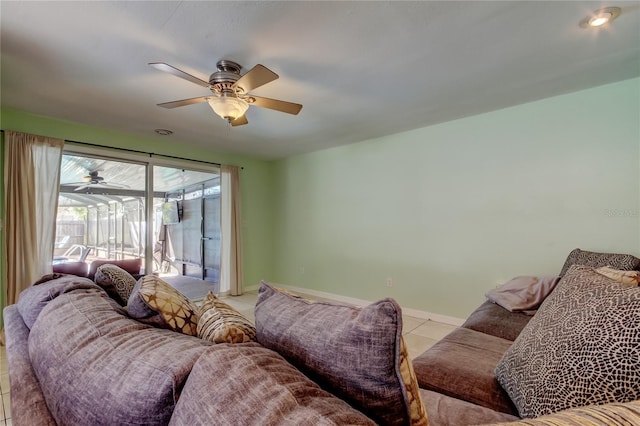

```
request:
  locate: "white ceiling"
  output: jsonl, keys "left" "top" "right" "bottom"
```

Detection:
{"left": 1, "top": 1, "right": 639, "bottom": 160}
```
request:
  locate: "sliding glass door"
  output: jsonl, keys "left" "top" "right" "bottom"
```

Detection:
{"left": 152, "top": 166, "right": 221, "bottom": 282}
{"left": 55, "top": 149, "right": 220, "bottom": 287}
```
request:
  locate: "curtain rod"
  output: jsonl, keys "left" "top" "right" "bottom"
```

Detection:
{"left": 64, "top": 139, "right": 224, "bottom": 167}
{"left": 0, "top": 130, "right": 241, "bottom": 169}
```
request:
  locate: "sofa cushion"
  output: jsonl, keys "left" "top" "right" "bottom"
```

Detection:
{"left": 495, "top": 265, "right": 640, "bottom": 418}
{"left": 559, "top": 248, "right": 640, "bottom": 278}
{"left": 94, "top": 264, "right": 137, "bottom": 306}
{"left": 17, "top": 275, "right": 98, "bottom": 329}
{"left": 51, "top": 261, "right": 88, "bottom": 277}
{"left": 197, "top": 291, "right": 256, "bottom": 344}
{"left": 485, "top": 400, "right": 640, "bottom": 426}
{"left": 254, "top": 281, "right": 428, "bottom": 426}
{"left": 28, "top": 287, "right": 213, "bottom": 426}
{"left": 413, "top": 327, "right": 518, "bottom": 416}
{"left": 3, "top": 305, "right": 57, "bottom": 426}
{"left": 127, "top": 275, "right": 199, "bottom": 336}
{"left": 419, "top": 389, "right": 519, "bottom": 426}
{"left": 88, "top": 258, "right": 142, "bottom": 279}
{"left": 461, "top": 300, "right": 531, "bottom": 341}
{"left": 169, "top": 343, "right": 377, "bottom": 425}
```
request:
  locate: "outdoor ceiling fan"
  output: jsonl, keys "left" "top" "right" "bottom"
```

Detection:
{"left": 66, "top": 170, "right": 129, "bottom": 192}
{"left": 149, "top": 60, "right": 303, "bottom": 126}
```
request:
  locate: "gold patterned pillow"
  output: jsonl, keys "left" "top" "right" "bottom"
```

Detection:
{"left": 595, "top": 266, "right": 640, "bottom": 286}
{"left": 197, "top": 292, "right": 256, "bottom": 344}
{"left": 398, "top": 337, "right": 429, "bottom": 425}
{"left": 486, "top": 400, "right": 640, "bottom": 425}
{"left": 127, "top": 275, "right": 199, "bottom": 336}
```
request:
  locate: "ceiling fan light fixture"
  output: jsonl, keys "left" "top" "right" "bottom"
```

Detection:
{"left": 581, "top": 6, "right": 621, "bottom": 28}
{"left": 208, "top": 96, "right": 249, "bottom": 121}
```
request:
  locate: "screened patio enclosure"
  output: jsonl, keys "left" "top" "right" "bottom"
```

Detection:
{"left": 56, "top": 153, "right": 221, "bottom": 283}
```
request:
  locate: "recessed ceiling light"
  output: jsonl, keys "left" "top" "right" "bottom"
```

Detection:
{"left": 580, "top": 7, "right": 621, "bottom": 28}
{"left": 154, "top": 129, "right": 173, "bottom": 136}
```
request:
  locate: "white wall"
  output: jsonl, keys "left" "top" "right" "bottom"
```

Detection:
{"left": 272, "top": 78, "right": 640, "bottom": 319}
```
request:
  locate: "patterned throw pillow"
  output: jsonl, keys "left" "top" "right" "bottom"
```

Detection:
{"left": 559, "top": 248, "right": 640, "bottom": 278}
{"left": 127, "top": 275, "right": 199, "bottom": 336}
{"left": 197, "top": 291, "right": 256, "bottom": 344}
{"left": 94, "top": 264, "right": 137, "bottom": 305}
{"left": 495, "top": 265, "right": 640, "bottom": 418}
{"left": 254, "top": 281, "right": 428, "bottom": 426}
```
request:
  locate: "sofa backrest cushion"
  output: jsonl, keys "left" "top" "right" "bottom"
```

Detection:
{"left": 495, "top": 265, "right": 640, "bottom": 418}
{"left": 127, "top": 275, "right": 199, "bottom": 336}
{"left": 461, "top": 300, "right": 532, "bottom": 341}
{"left": 169, "top": 343, "right": 377, "bottom": 425}
{"left": 254, "top": 281, "right": 428, "bottom": 426}
{"left": 93, "top": 264, "right": 137, "bottom": 306}
{"left": 87, "top": 258, "right": 142, "bottom": 279}
{"left": 28, "top": 287, "right": 213, "bottom": 426}
{"left": 51, "top": 261, "right": 88, "bottom": 277}
{"left": 559, "top": 248, "right": 640, "bottom": 278}
{"left": 17, "top": 275, "right": 97, "bottom": 329}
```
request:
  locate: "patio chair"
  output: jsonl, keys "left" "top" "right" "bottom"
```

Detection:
{"left": 53, "top": 244, "right": 92, "bottom": 263}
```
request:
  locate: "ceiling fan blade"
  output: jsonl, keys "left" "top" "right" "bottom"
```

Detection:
{"left": 149, "top": 62, "right": 210, "bottom": 88}
{"left": 232, "top": 64, "right": 278, "bottom": 93}
{"left": 249, "top": 96, "right": 303, "bottom": 115}
{"left": 231, "top": 115, "right": 248, "bottom": 127}
{"left": 74, "top": 184, "right": 91, "bottom": 192}
{"left": 157, "top": 96, "right": 211, "bottom": 109}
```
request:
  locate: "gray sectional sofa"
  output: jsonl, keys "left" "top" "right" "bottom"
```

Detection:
{"left": 5, "top": 276, "right": 425, "bottom": 426}
{"left": 4, "top": 248, "right": 640, "bottom": 425}
{"left": 412, "top": 248, "right": 640, "bottom": 425}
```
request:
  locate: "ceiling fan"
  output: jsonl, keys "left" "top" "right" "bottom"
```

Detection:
{"left": 66, "top": 170, "right": 129, "bottom": 192}
{"left": 149, "top": 60, "right": 303, "bottom": 126}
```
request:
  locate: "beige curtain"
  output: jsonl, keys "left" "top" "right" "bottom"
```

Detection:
{"left": 220, "top": 165, "right": 243, "bottom": 296}
{"left": 3, "top": 131, "right": 63, "bottom": 306}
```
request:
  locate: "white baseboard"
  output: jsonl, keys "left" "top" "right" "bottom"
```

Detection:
{"left": 244, "top": 283, "right": 465, "bottom": 327}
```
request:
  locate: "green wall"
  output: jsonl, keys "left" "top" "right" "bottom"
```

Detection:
{"left": 272, "top": 78, "right": 640, "bottom": 319}
{"left": 0, "top": 109, "right": 276, "bottom": 296}
{"left": 2, "top": 77, "right": 639, "bottom": 321}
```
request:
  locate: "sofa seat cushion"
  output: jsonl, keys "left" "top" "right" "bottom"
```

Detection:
{"left": 413, "top": 327, "right": 518, "bottom": 416}
{"left": 420, "top": 389, "right": 519, "bottom": 426}
{"left": 28, "top": 287, "right": 214, "bottom": 426}
{"left": 169, "top": 343, "right": 377, "bottom": 425}
{"left": 559, "top": 248, "right": 640, "bottom": 278}
{"left": 461, "top": 300, "right": 532, "bottom": 341}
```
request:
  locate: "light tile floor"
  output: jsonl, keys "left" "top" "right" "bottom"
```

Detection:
{"left": 0, "top": 289, "right": 456, "bottom": 425}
